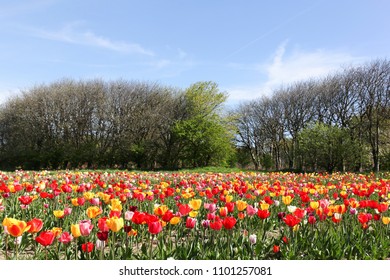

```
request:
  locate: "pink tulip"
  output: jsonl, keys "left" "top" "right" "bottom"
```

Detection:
{"left": 125, "top": 211, "right": 134, "bottom": 221}
{"left": 79, "top": 220, "right": 94, "bottom": 236}
{"left": 185, "top": 217, "right": 196, "bottom": 229}
{"left": 64, "top": 207, "right": 72, "bottom": 216}
{"left": 59, "top": 232, "right": 74, "bottom": 244}
{"left": 208, "top": 203, "right": 217, "bottom": 212}
{"left": 90, "top": 198, "right": 100, "bottom": 206}
{"left": 246, "top": 204, "right": 257, "bottom": 216}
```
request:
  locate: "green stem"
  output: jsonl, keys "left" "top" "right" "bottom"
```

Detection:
{"left": 111, "top": 233, "right": 116, "bottom": 260}
{"left": 100, "top": 245, "right": 104, "bottom": 260}
{"left": 149, "top": 234, "right": 154, "bottom": 260}
{"left": 14, "top": 240, "right": 18, "bottom": 260}
{"left": 227, "top": 230, "right": 232, "bottom": 259}
{"left": 5, "top": 234, "right": 8, "bottom": 260}
{"left": 74, "top": 239, "right": 78, "bottom": 260}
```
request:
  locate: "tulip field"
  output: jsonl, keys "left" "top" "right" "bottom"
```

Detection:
{"left": 1, "top": 170, "right": 390, "bottom": 260}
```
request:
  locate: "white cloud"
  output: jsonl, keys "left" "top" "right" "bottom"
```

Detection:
{"left": 263, "top": 42, "right": 364, "bottom": 91}
{"left": 31, "top": 22, "right": 154, "bottom": 56}
{"left": 226, "top": 41, "right": 366, "bottom": 103}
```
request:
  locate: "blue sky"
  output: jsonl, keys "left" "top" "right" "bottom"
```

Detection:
{"left": 0, "top": 0, "right": 389, "bottom": 106}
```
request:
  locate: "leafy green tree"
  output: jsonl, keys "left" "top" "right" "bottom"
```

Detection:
{"left": 298, "top": 122, "right": 364, "bottom": 172}
{"left": 173, "top": 81, "right": 235, "bottom": 168}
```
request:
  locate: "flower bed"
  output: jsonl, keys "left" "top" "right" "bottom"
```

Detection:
{"left": 1, "top": 170, "right": 389, "bottom": 260}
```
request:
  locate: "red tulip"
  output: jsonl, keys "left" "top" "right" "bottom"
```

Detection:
{"left": 283, "top": 214, "right": 301, "bottom": 227}
{"left": 222, "top": 216, "right": 236, "bottom": 230}
{"left": 358, "top": 213, "right": 369, "bottom": 224}
{"left": 148, "top": 221, "right": 162, "bottom": 235}
{"left": 18, "top": 195, "right": 33, "bottom": 205}
{"left": 98, "top": 217, "right": 109, "bottom": 232}
{"left": 209, "top": 217, "right": 223, "bottom": 231}
{"left": 225, "top": 202, "right": 235, "bottom": 213}
{"left": 378, "top": 203, "right": 388, "bottom": 213}
{"left": 293, "top": 208, "right": 306, "bottom": 219}
{"left": 273, "top": 245, "right": 280, "bottom": 253}
{"left": 185, "top": 217, "right": 196, "bottom": 229}
{"left": 81, "top": 242, "right": 94, "bottom": 253}
{"left": 35, "top": 230, "right": 55, "bottom": 247}
{"left": 27, "top": 218, "right": 43, "bottom": 233}
{"left": 162, "top": 210, "right": 174, "bottom": 222}
{"left": 97, "top": 231, "right": 109, "bottom": 241}
{"left": 178, "top": 204, "right": 191, "bottom": 216}
{"left": 257, "top": 209, "right": 270, "bottom": 219}
{"left": 144, "top": 213, "right": 159, "bottom": 224}
{"left": 77, "top": 197, "right": 86, "bottom": 206}
{"left": 308, "top": 215, "right": 316, "bottom": 225}
{"left": 131, "top": 211, "right": 146, "bottom": 225}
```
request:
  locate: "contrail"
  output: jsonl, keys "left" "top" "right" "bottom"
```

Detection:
{"left": 223, "top": 1, "right": 323, "bottom": 60}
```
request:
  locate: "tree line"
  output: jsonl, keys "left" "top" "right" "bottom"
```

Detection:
{"left": 0, "top": 80, "right": 234, "bottom": 170}
{"left": 0, "top": 58, "right": 389, "bottom": 172}
{"left": 234, "top": 58, "right": 390, "bottom": 172}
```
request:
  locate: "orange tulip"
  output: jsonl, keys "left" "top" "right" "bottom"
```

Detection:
{"left": 51, "top": 227, "right": 62, "bottom": 237}
{"left": 154, "top": 204, "right": 169, "bottom": 216}
{"left": 86, "top": 206, "right": 103, "bottom": 219}
{"left": 3, "top": 217, "right": 30, "bottom": 237}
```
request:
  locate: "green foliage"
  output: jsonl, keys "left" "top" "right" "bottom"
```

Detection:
{"left": 298, "top": 122, "right": 366, "bottom": 172}
{"left": 173, "top": 81, "right": 235, "bottom": 168}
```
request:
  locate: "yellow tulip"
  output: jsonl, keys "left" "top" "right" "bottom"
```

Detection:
{"left": 382, "top": 216, "right": 390, "bottom": 225}
{"left": 51, "top": 227, "right": 62, "bottom": 237}
{"left": 110, "top": 198, "right": 122, "bottom": 212}
{"left": 83, "top": 191, "right": 95, "bottom": 200}
{"left": 189, "top": 211, "right": 198, "bottom": 217}
{"left": 189, "top": 199, "right": 202, "bottom": 210}
{"left": 225, "top": 195, "right": 233, "bottom": 203}
{"left": 310, "top": 201, "right": 319, "bottom": 210}
{"left": 97, "top": 192, "right": 111, "bottom": 204}
{"left": 53, "top": 210, "right": 65, "bottom": 218}
{"left": 236, "top": 200, "right": 248, "bottom": 211}
{"left": 282, "top": 195, "right": 293, "bottom": 205}
{"left": 71, "top": 224, "right": 81, "bottom": 238}
{"left": 170, "top": 216, "right": 181, "bottom": 225}
{"left": 106, "top": 216, "right": 124, "bottom": 232}
{"left": 260, "top": 203, "right": 270, "bottom": 210}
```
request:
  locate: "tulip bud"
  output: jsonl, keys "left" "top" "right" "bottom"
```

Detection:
{"left": 249, "top": 234, "right": 257, "bottom": 245}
